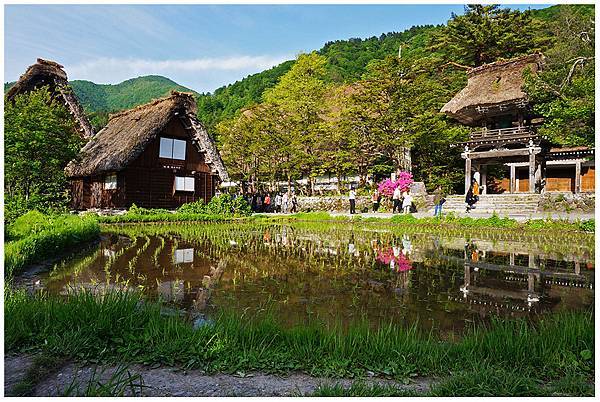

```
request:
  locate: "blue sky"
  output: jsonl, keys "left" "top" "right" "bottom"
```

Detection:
{"left": 5, "top": 4, "right": 551, "bottom": 93}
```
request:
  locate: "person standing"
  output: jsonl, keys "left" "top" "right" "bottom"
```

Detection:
{"left": 282, "top": 192, "right": 289, "bottom": 214}
{"left": 349, "top": 187, "right": 357, "bottom": 214}
{"left": 274, "top": 193, "right": 282, "bottom": 213}
{"left": 433, "top": 186, "right": 446, "bottom": 217}
{"left": 465, "top": 185, "right": 475, "bottom": 213}
{"left": 290, "top": 192, "right": 298, "bottom": 213}
{"left": 392, "top": 186, "right": 402, "bottom": 214}
{"left": 264, "top": 193, "right": 271, "bottom": 213}
{"left": 402, "top": 191, "right": 413, "bottom": 214}
{"left": 371, "top": 188, "right": 380, "bottom": 212}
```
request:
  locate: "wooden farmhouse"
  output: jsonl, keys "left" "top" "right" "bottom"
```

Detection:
{"left": 6, "top": 58, "right": 95, "bottom": 139}
{"left": 442, "top": 53, "right": 595, "bottom": 194}
{"left": 65, "top": 92, "right": 229, "bottom": 209}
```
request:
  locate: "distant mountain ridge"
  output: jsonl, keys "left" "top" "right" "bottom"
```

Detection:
{"left": 5, "top": 75, "right": 197, "bottom": 114}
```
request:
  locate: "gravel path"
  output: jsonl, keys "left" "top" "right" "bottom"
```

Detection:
{"left": 5, "top": 354, "right": 434, "bottom": 396}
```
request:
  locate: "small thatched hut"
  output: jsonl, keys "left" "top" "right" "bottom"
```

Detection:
{"left": 65, "top": 91, "right": 229, "bottom": 210}
{"left": 6, "top": 58, "right": 94, "bottom": 139}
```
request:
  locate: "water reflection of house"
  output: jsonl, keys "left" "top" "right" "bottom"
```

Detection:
{"left": 439, "top": 242, "right": 594, "bottom": 314}
{"left": 158, "top": 280, "right": 185, "bottom": 303}
{"left": 174, "top": 248, "right": 194, "bottom": 264}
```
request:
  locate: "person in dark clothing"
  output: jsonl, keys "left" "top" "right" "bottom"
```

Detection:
{"left": 465, "top": 186, "right": 476, "bottom": 213}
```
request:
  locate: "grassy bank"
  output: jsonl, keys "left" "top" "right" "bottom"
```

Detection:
{"left": 5, "top": 211, "right": 100, "bottom": 278}
{"left": 5, "top": 289, "right": 594, "bottom": 396}
{"left": 255, "top": 211, "right": 595, "bottom": 233}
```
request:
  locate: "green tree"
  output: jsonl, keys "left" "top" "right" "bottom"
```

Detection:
{"left": 4, "top": 87, "right": 83, "bottom": 221}
{"left": 262, "top": 52, "right": 330, "bottom": 194}
{"left": 524, "top": 6, "right": 595, "bottom": 147}
{"left": 430, "top": 4, "right": 546, "bottom": 66}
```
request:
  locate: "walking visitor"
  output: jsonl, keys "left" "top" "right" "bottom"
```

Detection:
{"left": 349, "top": 187, "right": 357, "bottom": 214}
{"left": 264, "top": 193, "right": 271, "bottom": 213}
{"left": 402, "top": 191, "right": 413, "bottom": 214}
{"left": 371, "top": 188, "right": 380, "bottom": 212}
{"left": 392, "top": 186, "right": 402, "bottom": 213}
{"left": 433, "top": 186, "right": 446, "bottom": 217}
{"left": 465, "top": 185, "right": 476, "bottom": 212}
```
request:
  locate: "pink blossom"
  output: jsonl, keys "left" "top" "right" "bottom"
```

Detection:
{"left": 377, "top": 172, "right": 413, "bottom": 197}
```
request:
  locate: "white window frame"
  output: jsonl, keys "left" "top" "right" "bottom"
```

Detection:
{"left": 159, "top": 137, "right": 186, "bottom": 160}
{"left": 104, "top": 173, "right": 117, "bottom": 190}
{"left": 175, "top": 176, "right": 195, "bottom": 192}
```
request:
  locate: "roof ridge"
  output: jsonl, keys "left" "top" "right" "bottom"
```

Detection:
{"left": 468, "top": 53, "right": 544, "bottom": 77}
{"left": 108, "top": 91, "right": 196, "bottom": 121}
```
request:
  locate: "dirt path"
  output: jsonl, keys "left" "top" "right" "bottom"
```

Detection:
{"left": 5, "top": 354, "right": 434, "bottom": 396}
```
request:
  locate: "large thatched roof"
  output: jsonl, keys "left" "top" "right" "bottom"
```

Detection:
{"left": 6, "top": 58, "right": 95, "bottom": 139}
{"left": 65, "top": 91, "right": 229, "bottom": 181}
{"left": 441, "top": 54, "right": 544, "bottom": 125}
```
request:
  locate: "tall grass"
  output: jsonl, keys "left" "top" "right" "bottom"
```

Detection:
{"left": 5, "top": 289, "right": 594, "bottom": 381}
{"left": 5, "top": 211, "right": 100, "bottom": 277}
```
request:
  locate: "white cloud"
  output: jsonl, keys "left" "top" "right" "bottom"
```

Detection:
{"left": 65, "top": 55, "right": 292, "bottom": 92}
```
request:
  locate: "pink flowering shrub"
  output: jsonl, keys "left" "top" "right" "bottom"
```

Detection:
{"left": 377, "top": 172, "right": 413, "bottom": 197}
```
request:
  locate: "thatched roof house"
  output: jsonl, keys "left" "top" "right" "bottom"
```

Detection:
{"left": 66, "top": 91, "right": 229, "bottom": 210}
{"left": 441, "top": 54, "right": 545, "bottom": 125}
{"left": 6, "top": 58, "right": 94, "bottom": 139}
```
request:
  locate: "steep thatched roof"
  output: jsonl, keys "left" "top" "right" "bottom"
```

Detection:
{"left": 65, "top": 91, "right": 229, "bottom": 181}
{"left": 441, "top": 54, "right": 545, "bottom": 125}
{"left": 6, "top": 58, "right": 94, "bottom": 139}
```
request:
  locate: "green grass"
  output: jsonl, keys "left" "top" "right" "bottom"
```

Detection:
{"left": 96, "top": 212, "right": 231, "bottom": 224}
{"left": 5, "top": 289, "right": 594, "bottom": 388}
{"left": 4, "top": 211, "right": 100, "bottom": 278}
{"left": 252, "top": 211, "right": 594, "bottom": 233}
{"left": 310, "top": 368, "right": 594, "bottom": 396}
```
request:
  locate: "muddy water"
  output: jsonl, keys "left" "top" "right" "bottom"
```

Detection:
{"left": 41, "top": 222, "right": 595, "bottom": 333}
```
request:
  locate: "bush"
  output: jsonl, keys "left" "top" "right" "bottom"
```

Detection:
{"left": 177, "top": 199, "right": 206, "bottom": 214}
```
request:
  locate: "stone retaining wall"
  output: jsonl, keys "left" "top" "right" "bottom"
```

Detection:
{"left": 295, "top": 195, "right": 434, "bottom": 213}
{"left": 538, "top": 192, "right": 595, "bottom": 213}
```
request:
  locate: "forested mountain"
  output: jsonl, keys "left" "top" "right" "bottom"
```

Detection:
{"left": 4, "top": 3, "right": 592, "bottom": 134}
{"left": 6, "top": 75, "right": 195, "bottom": 112}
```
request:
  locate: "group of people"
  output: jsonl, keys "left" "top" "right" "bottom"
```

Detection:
{"left": 391, "top": 187, "right": 414, "bottom": 214}
{"left": 245, "top": 191, "right": 298, "bottom": 213}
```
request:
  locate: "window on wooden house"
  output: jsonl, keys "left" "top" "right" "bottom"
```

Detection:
{"left": 159, "top": 137, "right": 186, "bottom": 160}
{"left": 175, "top": 176, "right": 195, "bottom": 192}
{"left": 104, "top": 173, "right": 117, "bottom": 190}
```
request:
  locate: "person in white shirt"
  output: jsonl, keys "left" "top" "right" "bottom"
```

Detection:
{"left": 392, "top": 187, "right": 402, "bottom": 213}
{"left": 282, "top": 192, "right": 289, "bottom": 214}
{"left": 402, "top": 191, "right": 413, "bottom": 214}
{"left": 349, "top": 187, "right": 356, "bottom": 214}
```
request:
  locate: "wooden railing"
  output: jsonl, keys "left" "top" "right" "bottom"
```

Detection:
{"left": 469, "top": 126, "right": 537, "bottom": 140}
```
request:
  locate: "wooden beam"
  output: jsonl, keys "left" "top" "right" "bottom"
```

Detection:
{"left": 510, "top": 165, "right": 516, "bottom": 193}
{"left": 529, "top": 151, "right": 536, "bottom": 193}
{"left": 575, "top": 160, "right": 582, "bottom": 193}
{"left": 468, "top": 148, "right": 538, "bottom": 159}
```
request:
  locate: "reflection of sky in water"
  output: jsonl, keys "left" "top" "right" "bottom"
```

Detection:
{"left": 42, "top": 224, "right": 595, "bottom": 333}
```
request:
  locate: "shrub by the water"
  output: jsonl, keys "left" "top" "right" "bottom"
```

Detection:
{"left": 4, "top": 211, "right": 100, "bottom": 277}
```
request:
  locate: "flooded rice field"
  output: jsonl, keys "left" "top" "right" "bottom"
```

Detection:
{"left": 41, "top": 222, "right": 594, "bottom": 333}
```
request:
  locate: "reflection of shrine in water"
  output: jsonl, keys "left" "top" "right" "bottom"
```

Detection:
{"left": 436, "top": 239, "right": 594, "bottom": 314}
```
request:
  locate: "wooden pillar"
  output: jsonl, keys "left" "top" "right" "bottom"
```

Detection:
{"left": 465, "top": 157, "right": 472, "bottom": 195}
{"left": 529, "top": 152, "right": 536, "bottom": 193}
{"left": 509, "top": 252, "right": 515, "bottom": 266}
{"left": 481, "top": 165, "right": 487, "bottom": 194}
{"left": 509, "top": 165, "right": 516, "bottom": 194}
{"left": 575, "top": 160, "right": 582, "bottom": 193}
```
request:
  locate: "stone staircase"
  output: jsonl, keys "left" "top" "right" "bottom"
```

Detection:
{"left": 440, "top": 194, "right": 540, "bottom": 215}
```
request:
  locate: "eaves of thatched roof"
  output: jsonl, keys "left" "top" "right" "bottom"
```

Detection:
{"left": 6, "top": 58, "right": 95, "bottom": 139}
{"left": 441, "top": 53, "right": 545, "bottom": 125}
{"left": 65, "top": 91, "right": 229, "bottom": 182}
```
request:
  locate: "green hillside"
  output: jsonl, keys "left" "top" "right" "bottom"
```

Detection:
{"left": 5, "top": 75, "right": 196, "bottom": 114}
{"left": 5, "top": 4, "right": 590, "bottom": 133}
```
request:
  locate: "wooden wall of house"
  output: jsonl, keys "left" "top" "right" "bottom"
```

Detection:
{"left": 581, "top": 166, "right": 595, "bottom": 192}
{"left": 70, "top": 117, "right": 218, "bottom": 210}
{"left": 545, "top": 167, "right": 575, "bottom": 192}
